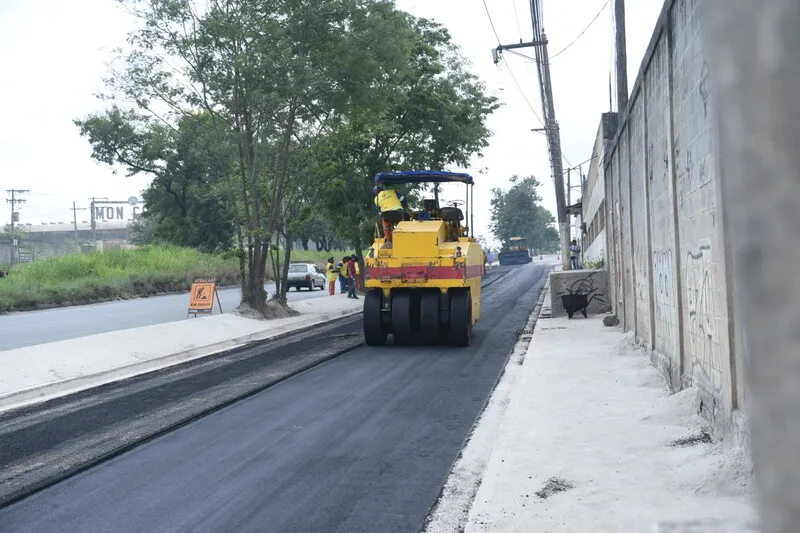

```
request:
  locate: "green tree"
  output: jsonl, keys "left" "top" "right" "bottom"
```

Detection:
{"left": 313, "top": 9, "right": 500, "bottom": 278}
{"left": 79, "top": 0, "right": 414, "bottom": 315}
{"left": 490, "top": 175, "right": 559, "bottom": 253}
{"left": 75, "top": 109, "right": 236, "bottom": 252}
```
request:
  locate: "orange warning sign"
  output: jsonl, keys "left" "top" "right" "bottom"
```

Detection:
{"left": 188, "top": 279, "right": 218, "bottom": 315}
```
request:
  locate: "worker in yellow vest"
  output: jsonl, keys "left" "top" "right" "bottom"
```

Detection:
{"left": 326, "top": 257, "right": 338, "bottom": 295}
{"left": 352, "top": 255, "right": 362, "bottom": 291}
{"left": 338, "top": 257, "right": 349, "bottom": 294}
{"left": 374, "top": 185, "right": 407, "bottom": 248}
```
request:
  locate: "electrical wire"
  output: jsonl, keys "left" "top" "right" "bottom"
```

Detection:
{"left": 481, "top": 0, "right": 502, "bottom": 43}
{"left": 511, "top": 0, "right": 523, "bottom": 41}
{"left": 480, "top": 0, "right": 546, "bottom": 128}
{"left": 551, "top": 0, "right": 611, "bottom": 59}
{"left": 505, "top": 49, "right": 537, "bottom": 62}
{"left": 502, "top": 57, "right": 546, "bottom": 128}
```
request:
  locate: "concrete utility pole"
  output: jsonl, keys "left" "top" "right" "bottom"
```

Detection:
{"left": 89, "top": 197, "right": 108, "bottom": 243}
{"left": 701, "top": 1, "right": 800, "bottom": 531}
{"left": 493, "top": 2, "right": 570, "bottom": 268}
{"left": 70, "top": 202, "right": 87, "bottom": 243}
{"left": 5, "top": 189, "right": 29, "bottom": 267}
{"left": 614, "top": 0, "right": 628, "bottom": 112}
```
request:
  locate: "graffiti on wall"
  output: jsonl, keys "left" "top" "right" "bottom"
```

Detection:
{"left": 556, "top": 272, "right": 607, "bottom": 319}
{"left": 685, "top": 239, "right": 723, "bottom": 393}
{"left": 614, "top": 201, "right": 623, "bottom": 307}
{"left": 652, "top": 248, "right": 676, "bottom": 353}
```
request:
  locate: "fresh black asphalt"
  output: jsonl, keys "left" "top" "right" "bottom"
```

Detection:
{"left": 0, "top": 263, "right": 549, "bottom": 533}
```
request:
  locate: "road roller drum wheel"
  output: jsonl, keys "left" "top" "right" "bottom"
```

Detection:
{"left": 449, "top": 289, "right": 472, "bottom": 347}
{"left": 391, "top": 291, "right": 415, "bottom": 345}
{"left": 419, "top": 291, "right": 440, "bottom": 344}
{"left": 363, "top": 289, "right": 387, "bottom": 346}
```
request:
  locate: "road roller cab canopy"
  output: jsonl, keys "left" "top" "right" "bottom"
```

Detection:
{"left": 374, "top": 170, "right": 474, "bottom": 185}
{"left": 375, "top": 170, "right": 476, "bottom": 239}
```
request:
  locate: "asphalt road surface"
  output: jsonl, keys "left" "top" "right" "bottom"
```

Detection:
{"left": 0, "top": 263, "right": 549, "bottom": 533}
{"left": 0, "top": 282, "right": 328, "bottom": 352}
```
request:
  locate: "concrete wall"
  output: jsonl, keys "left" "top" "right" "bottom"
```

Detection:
{"left": 602, "top": 0, "right": 738, "bottom": 429}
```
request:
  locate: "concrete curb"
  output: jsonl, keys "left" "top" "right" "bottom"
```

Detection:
{"left": 423, "top": 266, "right": 553, "bottom": 533}
{"left": 0, "top": 310, "right": 362, "bottom": 414}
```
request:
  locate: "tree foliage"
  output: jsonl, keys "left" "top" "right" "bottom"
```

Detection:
{"left": 76, "top": 0, "right": 499, "bottom": 313}
{"left": 490, "top": 176, "right": 559, "bottom": 253}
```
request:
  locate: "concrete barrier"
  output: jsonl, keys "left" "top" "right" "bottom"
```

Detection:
{"left": 548, "top": 269, "right": 609, "bottom": 318}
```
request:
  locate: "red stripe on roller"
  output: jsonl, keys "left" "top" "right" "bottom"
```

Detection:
{"left": 367, "top": 264, "right": 484, "bottom": 281}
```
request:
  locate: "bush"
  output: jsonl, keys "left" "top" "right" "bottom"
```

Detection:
{"left": 582, "top": 257, "right": 605, "bottom": 270}
{"left": 0, "top": 245, "right": 240, "bottom": 313}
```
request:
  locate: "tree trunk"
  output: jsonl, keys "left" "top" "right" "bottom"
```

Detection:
{"left": 277, "top": 233, "right": 292, "bottom": 304}
{"left": 244, "top": 240, "right": 268, "bottom": 312}
{"left": 301, "top": 237, "right": 309, "bottom": 251}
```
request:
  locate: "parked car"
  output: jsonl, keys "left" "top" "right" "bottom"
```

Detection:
{"left": 287, "top": 262, "right": 326, "bottom": 291}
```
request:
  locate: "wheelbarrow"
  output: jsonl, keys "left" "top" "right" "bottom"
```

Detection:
{"left": 560, "top": 293, "right": 588, "bottom": 319}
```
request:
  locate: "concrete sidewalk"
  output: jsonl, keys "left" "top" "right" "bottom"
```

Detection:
{"left": 1, "top": 296, "right": 362, "bottom": 413}
{"left": 426, "top": 285, "right": 756, "bottom": 532}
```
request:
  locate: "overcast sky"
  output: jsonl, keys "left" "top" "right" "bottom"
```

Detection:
{"left": 0, "top": 0, "right": 663, "bottom": 247}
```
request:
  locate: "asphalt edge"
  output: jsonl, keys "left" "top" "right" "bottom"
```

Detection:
{"left": 1, "top": 267, "right": 513, "bottom": 414}
{"left": 421, "top": 265, "right": 553, "bottom": 533}
{"left": 0, "top": 310, "right": 363, "bottom": 414}
{"left": 0, "top": 335, "right": 366, "bottom": 510}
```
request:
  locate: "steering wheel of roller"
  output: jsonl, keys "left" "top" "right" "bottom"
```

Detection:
{"left": 447, "top": 200, "right": 464, "bottom": 207}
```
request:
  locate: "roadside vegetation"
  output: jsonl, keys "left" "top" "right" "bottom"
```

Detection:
{"left": 0, "top": 245, "right": 240, "bottom": 313}
{"left": 62, "top": 0, "right": 554, "bottom": 317}
{"left": 0, "top": 245, "right": 371, "bottom": 313}
{"left": 490, "top": 176, "right": 561, "bottom": 254}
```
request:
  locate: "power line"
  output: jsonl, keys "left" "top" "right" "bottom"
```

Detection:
{"left": 501, "top": 57, "right": 546, "bottom": 128}
{"left": 551, "top": 0, "right": 610, "bottom": 59}
{"left": 480, "top": 0, "right": 545, "bottom": 127}
{"left": 481, "top": 0, "right": 501, "bottom": 43}
{"left": 511, "top": 0, "right": 523, "bottom": 41}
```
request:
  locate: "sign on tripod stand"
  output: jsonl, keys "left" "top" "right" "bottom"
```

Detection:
{"left": 188, "top": 279, "right": 222, "bottom": 317}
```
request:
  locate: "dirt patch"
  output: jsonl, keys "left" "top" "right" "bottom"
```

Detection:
{"left": 670, "top": 430, "right": 712, "bottom": 447}
{"left": 234, "top": 299, "right": 300, "bottom": 320}
{"left": 535, "top": 477, "right": 574, "bottom": 499}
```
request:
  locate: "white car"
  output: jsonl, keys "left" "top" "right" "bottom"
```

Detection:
{"left": 287, "top": 262, "right": 327, "bottom": 291}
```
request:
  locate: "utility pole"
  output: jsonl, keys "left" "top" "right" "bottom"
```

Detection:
{"left": 567, "top": 168, "right": 571, "bottom": 206}
{"left": 89, "top": 197, "right": 108, "bottom": 243}
{"left": 5, "top": 189, "right": 29, "bottom": 267}
{"left": 70, "top": 202, "right": 87, "bottom": 243}
{"left": 493, "top": 4, "right": 570, "bottom": 268}
{"left": 614, "top": 0, "right": 628, "bottom": 112}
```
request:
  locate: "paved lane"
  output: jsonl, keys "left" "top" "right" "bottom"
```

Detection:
{"left": 0, "top": 283, "right": 329, "bottom": 352}
{"left": 0, "top": 264, "right": 549, "bottom": 533}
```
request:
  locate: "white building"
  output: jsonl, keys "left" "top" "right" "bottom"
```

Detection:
{"left": 581, "top": 112, "right": 618, "bottom": 265}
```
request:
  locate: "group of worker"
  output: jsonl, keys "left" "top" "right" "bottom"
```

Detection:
{"left": 326, "top": 256, "right": 360, "bottom": 299}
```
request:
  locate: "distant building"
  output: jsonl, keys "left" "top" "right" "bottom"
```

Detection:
{"left": 0, "top": 220, "right": 132, "bottom": 264}
{"left": 581, "top": 112, "right": 618, "bottom": 265}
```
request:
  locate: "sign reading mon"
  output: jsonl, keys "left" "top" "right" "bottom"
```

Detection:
{"left": 94, "top": 206, "right": 142, "bottom": 221}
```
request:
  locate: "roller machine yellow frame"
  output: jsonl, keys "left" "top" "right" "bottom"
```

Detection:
{"left": 363, "top": 170, "right": 482, "bottom": 346}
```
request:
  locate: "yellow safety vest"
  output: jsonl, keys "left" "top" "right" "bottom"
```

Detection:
{"left": 326, "top": 263, "right": 338, "bottom": 281}
{"left": 338, "top": 263, "right": 348, "bottom": 276}
{"left": 375, "top": 190, "right": 404, "bottom": 213}
{"left": 355, "top": 261, "right": 360, "bottom": 274}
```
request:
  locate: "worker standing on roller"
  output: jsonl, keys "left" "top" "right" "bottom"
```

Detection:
{"left": 374, "top": 185, "right": 407, "bottom": 248}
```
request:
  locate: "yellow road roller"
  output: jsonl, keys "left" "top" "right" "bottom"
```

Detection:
{"left": 363, "top": 170, "right": 483, "bottom": 346}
